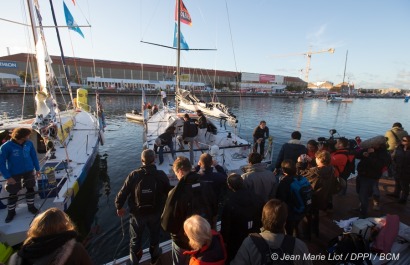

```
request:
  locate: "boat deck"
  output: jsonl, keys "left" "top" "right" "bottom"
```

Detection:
{"left": 133, "top": 177, "right": 410, "bottom": 265}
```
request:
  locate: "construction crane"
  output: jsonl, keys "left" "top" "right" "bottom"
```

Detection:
{"left": 271, "top": 48, "right": 335, "bottom": 83}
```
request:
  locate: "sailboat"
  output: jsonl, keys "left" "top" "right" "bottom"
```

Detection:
{"left": 142, "top": 0, "right": 256, "bottom": 181}
{"left": 176, "top": 88, "right": 238, "bottom": 126}
{"left": 106, "top": 1, "right": 261, "bottom": 263}
{"left": 0, "top": 0, "right": 104, "bottom": 247}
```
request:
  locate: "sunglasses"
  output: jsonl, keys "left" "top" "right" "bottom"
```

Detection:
{"left": 402, "top": 139, "right": 409, "bottom": 142}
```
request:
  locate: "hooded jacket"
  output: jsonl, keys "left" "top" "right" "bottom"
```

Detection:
{"left": 275, "top": 140, "right": 307, "bottom": 170}
{"left": 220, "top": 188, "right": 264, "bottom": 262}
{"left": 385, "top": 127, "right": 408, "bottom": 151}
{"left": 241, "top": 163, "right": 277, "bottom": 202}
{"left": 231, "top": 230, "right": 312, "bottom": 265}
{"left": 161, "top": 172, "right": 218, "bottom": 249}
{"left": 8, "top": 231, "right": 92, "bottom": 265}
{"left": 297, "top": 165, "right": 335, "bottom": 210}
{"left": 356, "top": 148, "right": 391, "bottom": 179}
{"left": 183, "top": 230, "right": 226, "bottom": 265}
{"left": 0, "top": 140, "right": 40, "bottom": 179}
{"left": 393, "top": 144, "right": 410, "bottom": 179}
{"left": 115, "top": 164, "right": 170, "bottom": 215}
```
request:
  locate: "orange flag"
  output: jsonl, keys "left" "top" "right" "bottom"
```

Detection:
{"left": 174, "top": 0, "right": 192, "bottom": 26}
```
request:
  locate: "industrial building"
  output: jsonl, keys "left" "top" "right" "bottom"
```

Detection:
{"left": 0, "top": 53, "right": 306, "bottom": 92}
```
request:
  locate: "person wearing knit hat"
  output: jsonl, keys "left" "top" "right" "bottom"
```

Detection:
{"left": 385, "top": 122, "right": 409, "bottom": 197}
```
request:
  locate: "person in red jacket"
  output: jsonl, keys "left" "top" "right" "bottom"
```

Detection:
{"left": 183, "top": 215, "right": 226, "bottom": 265}
{"left": 330, "top": 137, "right": 355, "bottom": 197}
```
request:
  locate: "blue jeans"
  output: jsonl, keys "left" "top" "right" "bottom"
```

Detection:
{"left": 171, "top": 241, "right": 190, "bottom": 265}
{"left": 129, "top": 211, "right": 162, "bottom": 262}
{"left": 158, "top": 143, "right": 175, "bottom": 164}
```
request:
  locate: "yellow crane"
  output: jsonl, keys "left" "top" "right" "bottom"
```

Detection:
{"left": 271, "top": 48, "right": 335, "bottom": 83}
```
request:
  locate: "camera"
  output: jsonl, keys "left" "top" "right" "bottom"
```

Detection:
{"left": 317, "top": 129, "right": 341, "bottom": 152}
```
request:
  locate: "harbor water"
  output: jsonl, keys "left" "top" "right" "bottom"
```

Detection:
{"left": 0, "top": 94, "right": 408, "bottom": 264}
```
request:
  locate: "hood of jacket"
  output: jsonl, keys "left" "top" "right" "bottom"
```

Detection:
{"left": 244, "top": 163, "right": 268, "bottom": 173}
{"left": 17, "top": 231, "right": 77, "bottom": 262}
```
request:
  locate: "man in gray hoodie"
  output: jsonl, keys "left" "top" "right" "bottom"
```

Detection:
{"left": 241, "top": 152, "right": 277, "bottom": 203}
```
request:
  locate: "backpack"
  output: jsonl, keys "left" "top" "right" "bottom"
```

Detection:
{"left": 327, "top": 233, "right": 372, "bottom": 265}
{"left": 250, "top": 233, "right": 295, "bottom": 265}
{"left": 134, "top": 169, "right": 158, "bottom": 211}
{"left": 187, "top": 120, "right": 198, "bottom": 137}
{"left": 290, "top": 176, "right": 313, "bottom": 214}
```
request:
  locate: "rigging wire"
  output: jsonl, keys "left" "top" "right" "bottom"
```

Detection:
{"left": 21, "top": 54, "right": 31, "bottom": 120}
{"left": 112, "top": 216, "right": 126, "bottom": 263}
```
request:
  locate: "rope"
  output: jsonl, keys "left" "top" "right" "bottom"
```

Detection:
{"left": 112, "top": 216, "right": 126, "bottom": 264}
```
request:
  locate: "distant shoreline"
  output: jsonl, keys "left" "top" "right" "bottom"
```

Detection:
{"left": 0, "top": 90, "right": 403, "bottom": 99}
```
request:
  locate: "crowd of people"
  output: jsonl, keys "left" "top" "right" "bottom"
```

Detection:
{"left": 1, "top": 119, "right": 409, "bottom": 264}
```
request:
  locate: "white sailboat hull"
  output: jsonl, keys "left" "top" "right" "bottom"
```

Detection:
{"left": 178, "top": 100, "right": 236, "bottom": 123}
{"left": 0, "top": 110, "right": 100, "bottom": 246}
{"left": 176, "top": 89, "right": 238, "bottom": 126}
{"left": 125, "top": 112, "right": 144, "bottom": 122}
{"left": 145, "top": 108, "right": 250, "bottom": 184}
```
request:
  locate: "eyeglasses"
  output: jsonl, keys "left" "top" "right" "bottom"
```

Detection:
{"left": 402, "top": 139, "right": 408, "bottom": 142}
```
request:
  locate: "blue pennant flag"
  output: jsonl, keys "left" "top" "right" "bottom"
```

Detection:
{"left": 173, "top": 23, "right": 189, "bottom": 50}
{"left": 63, "top": 1, "right": 84, "bottom": 38}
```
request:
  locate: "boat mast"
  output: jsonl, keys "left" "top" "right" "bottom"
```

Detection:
{"left": 342, "top": 50, "right": 348, "bottom": 94}
{"left": 27, "top": 0, "right": 38, "bottom": 48}
{"left": 48, "top": 0, "right": 75, "bottom": 106}
{"left": 176, "top": 0, "right": 181, "bottom": 113}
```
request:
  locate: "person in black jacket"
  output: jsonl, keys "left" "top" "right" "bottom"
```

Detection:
{"left": 393, "top": 135, "right": 410, "bottom": 204}
{"left": 355, "top": 136, "right": 391, "bottom": 218}
{"left": 276, "top": 159, "right": 305, "bottom": 237}
{"left": 161, "top": 156, "right": 218, "bottom": 265}
{"left": 177, "top": 114, "right": 198, "bottom": 164}
{"left": 297, "top": 150, "right": 335, "bottom": 239}
{"left": 115, "top": 149, "right": 171, "bottom": 264}
{"left": 273, "top": 131, "right": 307, "bottom": 175}
{"left": 194, "top": 153, "right": 227, "bottom": 207}
{"left": 195, "top": 110, "right": 208, "bottom": 145}
{"left": 154, "top": 126, "right": 176, "bottom": 165}
{"left": 220, "top": 173, "right": 264, "bottom": 263}
{"left": 252, "top": 120, "right": 269, "bottom": 157}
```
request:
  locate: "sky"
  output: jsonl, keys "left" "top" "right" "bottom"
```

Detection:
{"left": 1, "top": 0, "right": 410, "bottom": 89}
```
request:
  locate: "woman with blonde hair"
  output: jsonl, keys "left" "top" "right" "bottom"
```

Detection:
{"left": 8, "top": 208, "right": 93, "bottom": 265}
{"left": 183, "top": 215, "right": 226, "bottom": 265}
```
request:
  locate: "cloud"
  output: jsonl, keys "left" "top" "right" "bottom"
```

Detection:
{"left": 306, "top": 24, "right": 328, "bottom": 47}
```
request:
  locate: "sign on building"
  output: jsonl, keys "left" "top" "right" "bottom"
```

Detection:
{"left": 0, "top": 61, "right": 18, "bottom": 68}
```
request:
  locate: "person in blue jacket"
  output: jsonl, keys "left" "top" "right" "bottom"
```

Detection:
{"left": 0, "top": 128, "right": 40, "bottom": 223}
